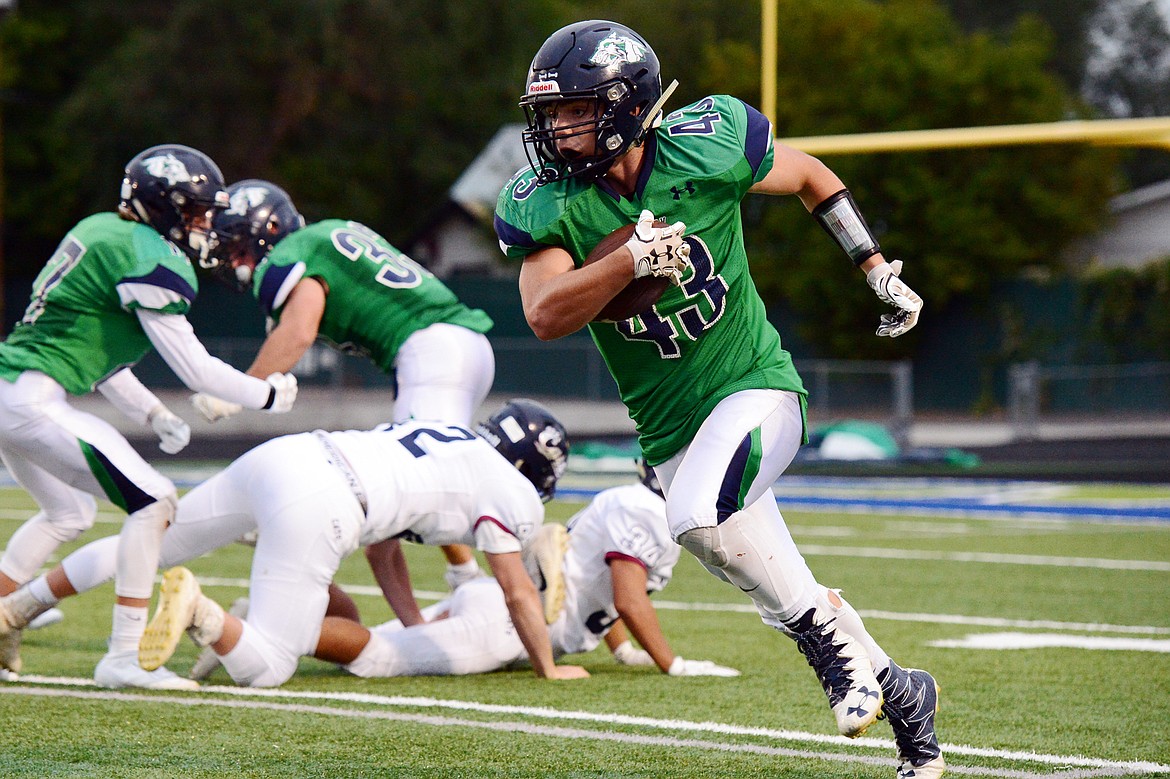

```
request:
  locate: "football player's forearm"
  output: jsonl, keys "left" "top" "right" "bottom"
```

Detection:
{"left": 507, "top": 591, "right": 559, "bottom": 677}
{"left": 617, "top": 598, "right": 675, "bottom": 672}
{"left": 520, "top": 253, "right": 629, "bottom": 340}
{"left": 246, "top": 326, "right": 314, "bottom": 378}
{"left": 366, "top": 540, "right": 425, "bottom": 627}
{"left": 603, "top": 620, "right": 629, "bottom": 651}
{"left": 139, "top": 310, "right": 273, "bottom": 408}
{"left": 96, "top": 368, "right": 162, "bottom": 426}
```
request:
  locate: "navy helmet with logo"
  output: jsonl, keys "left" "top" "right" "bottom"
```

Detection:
{"left": 476, "top": 398, "right": 569, "bottom": 502}
{"left": 520, "top": 20, "right": 664, "bottom": 184}
{"left": 118, "top": 144, "right": 229, "bottom": 265}
{"left": 209, "top": 179, "right": 304, "bottom": 291}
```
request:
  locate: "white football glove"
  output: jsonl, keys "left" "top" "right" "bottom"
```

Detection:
{"left": 626, "top": 209, "right": 691, "bottom": 286}
{"left": 866, "top": 259, "right": 923, "bottom": 338}
{"left": 667, "top": 656, "right": 741, "bottom": 677}
{"left": 191, "top": 393, "right": 243, "bottom": 423}
{"left": 263, "top": 372, "right": 298, "bottom": 413}
{"left": 612, "top": 640, "right": 656, "bottom": 667}
{"left": 148, "top": 405, "right": 191, "bottom": 455}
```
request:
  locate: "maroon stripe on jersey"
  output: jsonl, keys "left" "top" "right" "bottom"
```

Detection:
{"left": 604, "top": 551, "right": 648, "bottom": 570}
{"left": 473, "top": 515, "right": 516, "bottom": 537}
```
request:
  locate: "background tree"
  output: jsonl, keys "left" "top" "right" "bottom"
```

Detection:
{"left": 1082, "top": 0, "right": 1170, "bottom": 185}
{"left": 741, "top": 0, "right": 1115, "bottom": 356}
{"left": 0, "top": 0, "right": 1127, "bottom": 360}
{"left": 938, "top": 0, "right": 1101, "bottom": 89}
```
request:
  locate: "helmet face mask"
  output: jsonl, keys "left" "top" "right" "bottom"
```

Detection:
{"left": 118, "top": 144, "right": 229, "bottom": 264}
{"left": 476, "top": 399, "right": 569, "bottom": 502}
{"left": 208, "top": 179, "right": 304, "bottom": 291}
{"left": 520, "top": 20, "right": 662, "bottom": 184}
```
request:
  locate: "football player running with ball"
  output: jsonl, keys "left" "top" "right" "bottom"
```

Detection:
{"left": 0, "top": 145, "right": 298, "bottom": 690}
{"left": 494, "top": 21, "right": 940, "bottom": 779}
{"left": 195, "top": 180, "right": 496, "bottom": 594}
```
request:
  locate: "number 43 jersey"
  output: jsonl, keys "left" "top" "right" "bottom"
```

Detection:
{"left": 252, "top": 220, "right": 492, "bottom": 373}
{"left": 322, "top": 420, "right": 545, "bottom": 556}
{"left": 549, "top": 482, "right": 678, "bottom": 656}
{"left": 495, "top": 95, "right": 806, "bottom": 464}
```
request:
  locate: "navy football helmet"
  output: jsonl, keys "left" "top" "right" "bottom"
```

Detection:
{"left": 520, "top": 20, "right": 663, "bottom": 183}
{"left": 118, "top": 144, "right": 229, "bottom": 264}
{"left": 209, "top": 179, "right": 304, "bottom": 291}
{"left": 476, "top": 399, "right": 569, "bottom": 502}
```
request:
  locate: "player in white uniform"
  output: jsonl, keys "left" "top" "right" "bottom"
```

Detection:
{"left": 0, "top": 145, "right": 298, "bottom": 690}
{"left": 0, "top": 400, "right": 586, "bottom": 687}
{"left": 335, "top": 462, "right": 737, "bottom": 679}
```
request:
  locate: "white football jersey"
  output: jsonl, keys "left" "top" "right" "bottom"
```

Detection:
{"left": 549, "top": 482, "right": 677, "bottom": 655}
{"left": 323, "top": 421, "right": 544, "bottom": 554}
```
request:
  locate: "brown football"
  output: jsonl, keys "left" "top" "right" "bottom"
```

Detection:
{"left": 584, "top": 221, "right": 673, "bottom": 322}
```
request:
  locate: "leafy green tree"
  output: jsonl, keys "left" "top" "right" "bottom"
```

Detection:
{"left": 2, "top": 0, "right": 558, "bottom": 275}
{"left": 742, "top": 0, "right": 1116, "bottom": 356}
{"left": 938, "top": 0, "right": 1101, "bottom": 90}
{"left": 0, "top": 0, "right": 1122, "bottom": 363}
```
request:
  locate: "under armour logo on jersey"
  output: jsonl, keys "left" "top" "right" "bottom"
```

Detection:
{"left": 142, "top": 154, "right": 193, "bottom": 185}
{"left": 670, "top": 181, "right": 695, "bottom": 199}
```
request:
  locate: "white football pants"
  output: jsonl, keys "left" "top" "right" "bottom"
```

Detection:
{"left": 654, "top": 389, "right": 820, "bottom": 623}
{"left": 346, "top": 577, "right": 527, "bottom": 677}
{"left": 0, "top": 371, "right": 174, "bottom": 600}
{"left": 392, "top": 323, "right": 495, "bottom": 425}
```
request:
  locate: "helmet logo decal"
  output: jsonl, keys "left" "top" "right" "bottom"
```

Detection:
{"left": 527, "top": 79, "right": 561, "bottom": 96}
{"left": 535, "top": 425, "right": 567, "bottom": 478}
{"left": 227, "top": 185, "right": 271, "bottom": 215}
{"left": 588, "top": 33, "right": 647, "bottom": 67}
{"left": 141, "top": 153, "right": 194, "bottom": 186}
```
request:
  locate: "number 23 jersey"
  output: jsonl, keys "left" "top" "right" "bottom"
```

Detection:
{"left": 495, "top": 95, "right": 806, "bottom": 464}
{"left": 252, "top": 220, "right": 492, "bottom": 373}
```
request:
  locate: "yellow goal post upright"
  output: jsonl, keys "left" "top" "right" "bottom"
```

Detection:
{"left": 758, "top": 0, "right": 1170, "bottom": 155}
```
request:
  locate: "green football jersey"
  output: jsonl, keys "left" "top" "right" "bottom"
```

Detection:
{"left": 0, "top": 213, "right": 198, "bottom": 395}
{"left": 252, "top": 220, "right": 492, "bottom": 373}
{"left": 495, "top": 95, "right": 806, "bottom": 463}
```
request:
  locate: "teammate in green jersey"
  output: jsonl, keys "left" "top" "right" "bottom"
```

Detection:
{"left": 191, "top": 180, "right": 496, "bottom": 615}
{"left": 0, "top": 145, "right": 298, "bottom": 690}
{"left": 495, "top": 21, "right": 941, "bottom": 779}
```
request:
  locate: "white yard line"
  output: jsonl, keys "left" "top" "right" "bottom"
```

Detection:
{"left": 930, "top": 632, "right": 1170, "bottom": 652}
{"left": 797, "top": 544, "right": 1170, "bottom": 571}
{"left": 189, "top": 576, "right": 1170, "bottom": 636}
{"left": 5, "top": 682, "right": 1166, "bottom": 778}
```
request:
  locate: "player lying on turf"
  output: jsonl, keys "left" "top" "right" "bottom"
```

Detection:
{"left": 0, "top": 399, "right": 587, "bottom": 687}
{"left": 307, "top": 460, "right": 738, "bottom": 679}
